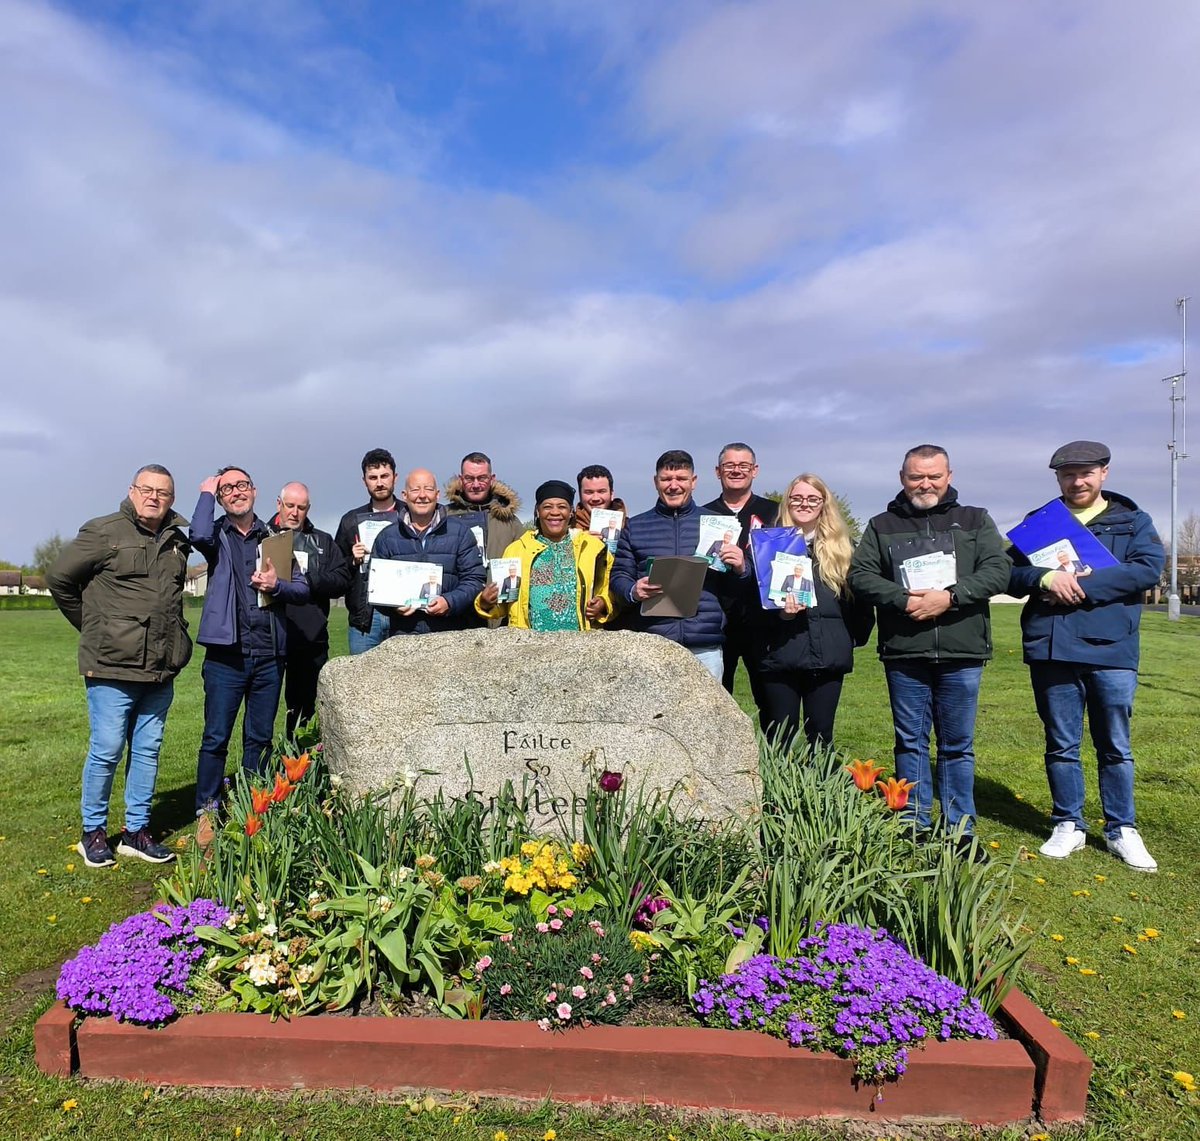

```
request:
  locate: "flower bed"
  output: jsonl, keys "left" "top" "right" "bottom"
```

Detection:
{"left": 35, "top": 988, "right": 1091, "bottom": 1124}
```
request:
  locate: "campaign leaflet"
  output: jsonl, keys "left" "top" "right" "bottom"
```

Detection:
{"left": 768, "top": 554, "right": 817, "bottom": 609}
{"left": 696, "top": 515, "right": 737, "bottom": 572}
{"left": 488, "top": 558, "right": 522, "bottom": 604}
{"left": 368, "top": 559, "right": 443, "bottom": 610}
{"left": 898, "top": 550, "right": 957, "bottom": 591}
{"left": 1006, "top": 498, "right": 1118, "bottom": 573}
{"left": 357, "top": 517, "right": 394, "bottom": 555}
{"left": 588, "top": 508, "right": 625, "bottom": 554}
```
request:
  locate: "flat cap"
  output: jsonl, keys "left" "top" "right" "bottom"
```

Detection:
{"left": 1049, "top": 440, "right": 1110, "bottom": 469}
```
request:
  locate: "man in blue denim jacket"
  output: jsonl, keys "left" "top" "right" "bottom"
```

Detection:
{"left": 1008, "top": 441, "right": 1165, "bottom": 871}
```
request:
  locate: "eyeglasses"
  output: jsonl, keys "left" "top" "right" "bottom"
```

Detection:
{"left": 217, "top": 480, "right": 253, "bottom": 495}
{"left": 788, "top": 495, "right": 824, "bottom": 507}
{"left": 461, "top": 475, "right": 492, "bottom": 485}
{"left": 131, "top": 485, "right": 172, "bottom": 499}
{"left": 720, "top": 462, "right": 756, "bottom": 473}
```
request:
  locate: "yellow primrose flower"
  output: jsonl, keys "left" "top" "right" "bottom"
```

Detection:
{"left": 1035, "top": 876, "right": 1047, "bottom": 885}
{"left": 1065, "top": 956, "right": 1080, "bottom": 965}
{"left": 1084, "top": 1030, "right": 1101, "bottom": 1039}
{"left": 1122, "top": 945, "right": 1138, "bottom": 955}
{"left": 62, "top": 1099, "right": 79, "bottom": 1111}
{"left": 1172, "top": 1010, "right": 1186, "bottom": 1020}
{"left": 1050, "top": 933, "right": 1065, "bottom": 942}
{"left": 1143, "top": 928, "right": 1160, "bottom": 938}
{"left": 1079, "top": 968, "right": 1097, "bottom": 976}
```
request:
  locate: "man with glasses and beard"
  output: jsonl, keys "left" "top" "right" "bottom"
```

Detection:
{"left": 190, "top": 467, "right": 309, "bottom": 839}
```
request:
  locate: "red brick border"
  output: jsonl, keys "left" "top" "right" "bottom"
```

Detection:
{"left": 35, "top": 990, "right": 1090, "bottom": 1125}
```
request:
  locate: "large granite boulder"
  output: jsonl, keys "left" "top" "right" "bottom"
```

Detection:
{"left": 317, "top": 628, "right": 759, "bottom": 824}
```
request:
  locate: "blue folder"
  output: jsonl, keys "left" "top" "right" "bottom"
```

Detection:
{"left": 749, "top": 527, "right": 808, "bottom": 610}
{"left": 1006, "top": 499, "right": 1118, "bottom": 571}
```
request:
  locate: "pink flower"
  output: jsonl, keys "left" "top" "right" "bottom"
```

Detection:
{"left": 499, "top": 984, "right": 512, "bottom": 995}
{"left": 562, "top": 907, "right": 574, "bottom": 918}
{"left": 536, "top": 922, "right": 550, "bottom": 934}
{"left": 546, "top": 905, "right": 557, "bottom": 915}
{"left": 591, "top": 953, "right": 602, "bottom": 964}
{"left": 624, "top": 974, "right": 634, "bottom": 985}
{"left": 579, "top": 966, "right": 594, "bottom": 980}
{"left": 604, "top": 990, "right": 616, "bottom": 1005}
{"left": 549, "top": 918, "right": 563, "bottom": 931}
{"left": 545, "top": 991, "right": 557, "bottom": 1003}
{"left": 598, "top": 769, "right": 624, "bottom": 793}
{"left": 572, "top": 985, "right": 587, "bottom": 998}
{"left": 556, "top": 1002, "right": 572, "bottom": 1020}
{"left": 475, "top": 955, "right": 492, "bottom": 971}
{"left": 499, "top": 932, "right": 513, "bottom": 943}
{"left": 537, "top": 1018, "right": 551, "bottom": 1031}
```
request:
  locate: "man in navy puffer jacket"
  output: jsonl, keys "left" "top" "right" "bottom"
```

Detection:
{"left": 611, "top": 450, "right": 746, "bottom": 680}
{"left": 1008, "top": 441, "right": 1164, "bottom": 872}
{"left": 370, "top": 468, "right": 486, "bottom": 635}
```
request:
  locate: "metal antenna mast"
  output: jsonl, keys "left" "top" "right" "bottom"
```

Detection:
{"left": 1162, "top": 297, "right": 1189, "bottom": 621}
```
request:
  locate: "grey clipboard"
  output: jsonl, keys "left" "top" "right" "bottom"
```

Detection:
{"left": 640, "top": 555, "right": 709, "bottom": 619}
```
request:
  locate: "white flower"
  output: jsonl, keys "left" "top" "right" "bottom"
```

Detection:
{"left": 261, "top": 922, "right": 277, "bottom": 938}
{"left": 245, "top": 952, "right": 277, "bottom": 987}
{"left": 403, "top": 767, "right": 418, "bottom": 789}
{"left": 377, "top": 895, "right": 393, "bottom": 914}
{"left": 224, "top": 913, "right": 241, "bottom": 931}
{"left": 205, "top": 955, "right": 220, "bottom": 971}
{"left": 392, "top": 866, "right": 412, "bottom": 883}
{"left": 307, "top": 891, "right": 322, "bottom": 904}
{"left": 293, "top": 965, "right": 313, "bottom": 984}
{"left": 329, "top": 773, "right": 343, "bottom": 788}
{"left": 483, "top": 860, "right": 502, "bottom": 874}
{"left": 255, "top": 901, "right": 268, "bottom": 919}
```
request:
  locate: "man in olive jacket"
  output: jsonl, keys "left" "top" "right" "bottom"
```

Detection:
{"left": 48, "top": 464, "right": 192, "bottom": 869}
{"left": 849, "top": 444, "right": 1010, "bottom": 849}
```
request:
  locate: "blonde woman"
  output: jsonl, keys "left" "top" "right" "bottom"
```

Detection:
{"left": 754, "top": 473, "right": 873, "bottom": 749}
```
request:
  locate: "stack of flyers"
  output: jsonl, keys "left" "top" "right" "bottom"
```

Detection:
{"left": 588, "top": 508, "right": 624, "bottom": 553}
{"left": 357, "top": 517, "right": 394, "bottom": 556}
{"left": 488, "top": 558, "right": 522, "bottom": 603}
{"left": 368, "top": 560, "right": 443, "bottom": 609}
{"left": 768, "top": 554, "right": 817, "bottom": 608}
{"left": 696, "top": 515, "right": 737, "bottom": 572}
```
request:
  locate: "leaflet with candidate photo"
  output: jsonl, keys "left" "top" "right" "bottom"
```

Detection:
{"left": 488, "top": 557, "right": 522, "bottom": 604}
{"left": 1006, "top": 498, "right": 1118, "bottom": 572}
{"left": 357, "top": 517, "right": 394, "bottom": 555}
{"left": 768, "top": 554, "right": 817, "bottom": 608}
{"left": 749, "top": 527, "right": 808, "bottom": 610}
{"left": 899, "top": 551, "right": 957, "bottom": 591}
{"left": 589, "top": 508, "right": 625, "bottom": 553}
{"left": 368, "top": 559, "right": 443, "bottom": 610}
{"left": 696, "top": 515, "right": 736, "bottom": 572}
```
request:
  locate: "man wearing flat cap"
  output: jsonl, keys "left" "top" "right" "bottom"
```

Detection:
{"left": 1008, "top": 441, "right": 1164, "bottom": 871}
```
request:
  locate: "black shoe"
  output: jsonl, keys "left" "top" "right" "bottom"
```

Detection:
{"left": 77, "top": 827, "right": 116, "bottom": 868}
{"left": 116, "top": 828, "right": 176, "bottom": 864}
{"left": 953, "top": 834, "right": 990, "bottom": 865}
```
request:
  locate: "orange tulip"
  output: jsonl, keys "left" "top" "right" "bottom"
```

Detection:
{"left": 845, "top": 758, "right": 885, "bottom": 792}
{"left": 250, "top": 786, "right": 272, "bottom": 816}
{"left": 283, "top": 752, "right": 311, "bottom": 783}
{"left": 877, "top": 776, "right": 916, "bottom": 811}
{"left": 245, "top": 813, "right": 263, "bottom": 837}
{"left": 270, "top": 772, "right": 296, "bottom": 804}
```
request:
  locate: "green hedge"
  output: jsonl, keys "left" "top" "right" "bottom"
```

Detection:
{"left": 0, "top": 595, "right": 57, "bottom": 610}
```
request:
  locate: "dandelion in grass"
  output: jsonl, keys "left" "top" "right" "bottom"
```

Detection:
{"left": 47, "top": 915, "right": 57, "bottom": 924}
{"left": 66, "top": 863, "right": 75, "bottom": 872}
{"left": 1111, "top": 915, "right": 1124, "bottom": 923}
{"left": 1122, "top": 945, "right": 1138, "bottom": 955}
{"left": 1072, "top": 889, "right": 1090, "bottom": 897}
{"left": 1079, "top": 968, "right": 1097, "bottom": 976}
{"left": 1094, "top": 874, "right": 1107, "bottom": 883}
{"left": 988, "top": 841, "right": 1001, "bottom": 850}
{"left": 1084, "top": 1030, "right": 1101, "bottom": 1039}
{"left": 1050, "top": 933, "right": 1065, "bottom": 942}
{"left": 1172, "top": 1010, "right": 1186, "bottom": 1020}
{"left": 80, "top": 896, "right": 92, "bottom": 904}
{"left": 1172, "top": 1071, "right": 1196, "bottom": 1091}
{"left": 1065, "top": 957, "right": 1080, "bottom": 965}
{"left": 62, "top": 1099, "right": 78, "bottom": 1112}
{"left": 37, "top": 868, "right": 48, "bottom": 876}
{"left": 494, "top": 1132, "right": 509, "bottom": 1141}
{"left": 543, "top": 1131, "right": 557, "bottom": 1141}
{"left": 1035, "top": 877, "right": 1047, "bottom": 885}
{"left": 1050, "top": 1018, "right": 1062, "bottom": 1027}
{"left": 1143, "top": 928, "right": 1160, "bottom": 938}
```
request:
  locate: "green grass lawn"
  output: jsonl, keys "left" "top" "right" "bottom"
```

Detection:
{"left": 1, "top": 607, "right": 1198, "bottom": 1140}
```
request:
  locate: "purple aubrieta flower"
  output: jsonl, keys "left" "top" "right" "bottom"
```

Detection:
{"left": 691, "top": 922, "right": 996, "bottom": 1084}
{"left": 57, "top": 899, "right": 229, "bottom": 1026}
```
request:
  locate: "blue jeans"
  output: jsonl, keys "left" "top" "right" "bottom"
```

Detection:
{"left": 1030, "top": 661, "right": 1138, "bottom": 837}
{"left": 82, "top": 678, "right": 174, "bottom": 832}
{"left": 691, "top": 646, "right": 724, "bottom": 681}
{"left": 884, "top": 660, "right": 984, "bottom": 832}
{"left": 348, "top": 609, "right": 391, "bottom": 655}
{"left": 196, "top": 651, "right": 283, "bottom": 813}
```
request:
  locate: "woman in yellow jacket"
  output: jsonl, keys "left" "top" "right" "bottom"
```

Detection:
{"left": 475, "top": 480, "right": 615, "bottom": 630}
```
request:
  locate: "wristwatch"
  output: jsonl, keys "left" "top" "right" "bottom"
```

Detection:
{"left": 947, "top": 587, "right": 960, "bottom": 609}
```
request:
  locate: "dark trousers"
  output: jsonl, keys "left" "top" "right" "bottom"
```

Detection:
{"left": 760, "top": 670, "right": 845, "bottom": 751}
{"left": 720, "top": 620, "right": 770, "bottom": 728}
{"left": 195, "top": 650, "right": 283, "bottom": 812}
{"left": 283, "top": 644, "right": 328, "bottom": 739}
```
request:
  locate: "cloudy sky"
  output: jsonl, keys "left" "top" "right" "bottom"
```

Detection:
{"left": 2, "top": 0, "right": 1197, "bottom": 562}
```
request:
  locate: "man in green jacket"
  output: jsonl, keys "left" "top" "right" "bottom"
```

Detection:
{"left": 48, "top": 465, "right": 192, "bottom": 868}
{"left": 849, "top": 445, "right": 1010, "bottom": 852}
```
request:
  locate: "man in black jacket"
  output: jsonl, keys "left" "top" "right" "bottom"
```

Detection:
{"left": 702, "top": 442, "right": 778, "bottom": 723}
{"left": 270, "top": 482, "right": 352, "bottom": 736}
{"left": 333, "top": 448, "right": 399, "bottom": 654}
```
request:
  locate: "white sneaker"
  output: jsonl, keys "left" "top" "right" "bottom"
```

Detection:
{"left": 1106, "top": 827, "right": 1158, "bottom": 872}
{"left": 1040, "top": 822, "right": 1086, "bottom": 859}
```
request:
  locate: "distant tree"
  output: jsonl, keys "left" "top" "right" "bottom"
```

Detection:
{"left": 32, "top": 533, "right": 65, "bottom": 576}
{"left": 0, "top": 559, "right": 21, "bottom": 571}
{"left": 763, "top": 489, "right": 863, "bottom": 545}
